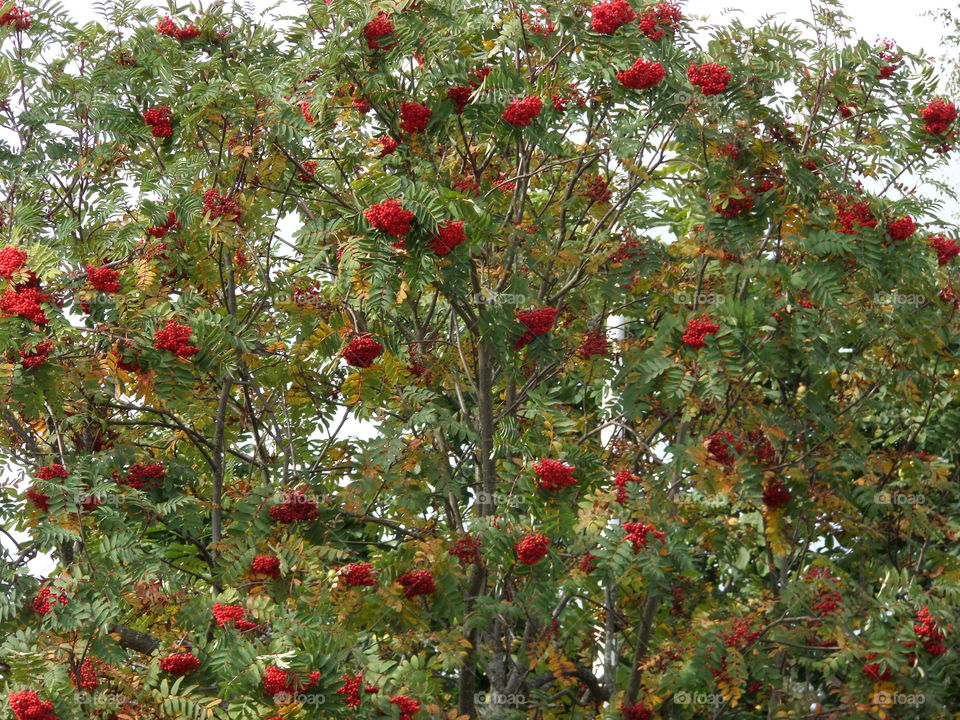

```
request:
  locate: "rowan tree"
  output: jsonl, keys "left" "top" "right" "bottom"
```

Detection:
{"left": 1, "top": 0, "right": 960, "bottom": 719}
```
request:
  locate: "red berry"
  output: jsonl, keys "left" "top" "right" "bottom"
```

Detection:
{"left": 515, "top": 533, "right": 550, "bottom": 564}
{"left": 269, "top": 490, "right": 318, "bottom": 524}
{"left": 638, "top": 2, "right": 682, "bottom": 40}
{"left": 590, "top": 0, "right": 636, "bottom": 34}
{"left": 251, "top": 554, "right": 281, "bottom": 578}
{"left": 682, "top": 315, "right": 720, "bottom": 349}
{"left": 887, "top": 215, "right": 916, "bottom": 242}
{"left": 687, "top": 62, "right": 732, "bottom": 95}
{"left": 343, "top": 335, "right": 383, "bottom": 368}
{"left": 159, "top": 652, "right": 200, "bottom": 676}
{"left": 86, "top": 265, "right": 121, "bottom": 292}
{"left": 397, "top": 570, "right": 436, "bottom": 598}
{"left": 533, "top": 458, "right": 577, "bottom": 491}
{"left": 502, "top": 97, "right": 543, "bottom": 127}
{"left": 429, "top": 220, "right": 466, "bottom": 255}
{"left": 929, "top": 235, "right": 960, "bottom": 265}
{"left": 362, "top": 11, "right": 394, "bottom": 50}
{"left": 365, "top": 199, "right": 414, "bottom": 238}
{"left": 921, "top": 99, "right": 957, "bottom": 135}
{"left": 153, "top": 319, "right": 200, "bottom": 359}
{"left": 616, "top": 58, "right": 666, "bottom": 90}
{"left": 399, "top": 101, "right": 431, "bottom": 134}
{"left": 340, "top": 562, "right": 377, "bottom": 586}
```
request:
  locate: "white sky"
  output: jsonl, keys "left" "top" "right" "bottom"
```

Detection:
{"left": 3, "top": 0, "right": 958, "bottom": 578}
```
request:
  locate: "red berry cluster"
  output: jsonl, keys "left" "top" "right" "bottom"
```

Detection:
{"left": 920, "top": 99, "right": 957, "bottom": 135}
{"left": 682, "top": 315, "right": 720, "bottom": 349}
{"left": 515, "top": 307, "right": 559, "bottom": 349}
{"left": 590, "top": 0, "right": 636, "bottom": 34}
{"left": 269, "top": 490, "right": 318, "bottom": 524}
{"left": 19, "top": 341, "right": 52, "bottom": 369}
{"left": 534, "top": 458, "right": 577, "bottom": 491}
{"left": 399, "top": 101, "right": 431, "bottom": 133}
{"left": 0, "top": 5, "right": 32, "bottom": 30}
{"left": 31, "top": 586, "right": 67, "bottom": 615}
{"left": 687, "top": 63, "right": 732, "bottom": 96}
{"left": 212, "top": 602, "right": 257, "bottom": 630}
{"left": 502, "top": 97, "right": 543, "bottom": 127}
{"left": 616, "top": 58, "right": 666, "bottom": 90}
{"left": 299, "top": 100, "right": 315, "bottom": 125}
{"left": 578, "top": 552, "right": 598, "bottom": 573}
{"left": 804, "top": 566, "right": 842, "bottom": 617}
{"left": 71, "top": 659, "right": 105, "bottom": 691}
{"left": 429, "top": 220, "right": 466, "bottom": 255}
{"left": 336, "top": 673, "right": 378, "bottom": 707}
{"left": 833, "top": 196, "right": 877, "bottom": 235}
{"left": 362, "top": 11, "right": 394, "bottom": 50}
{"left": 762, "top": 480, "right": 791, "bottom": 508}
{"left": 26, "top": 487, "right": 50, "bottom": 511}
{"left": 142, "top": 106, "right": 173, "bottom": 138}
{"left": 264, "top": 666, "right": 321, "bottom": 697}
{"left": 929, "top": 235, "right": 960, "bottom": 265}
{"left": 389, "top": 695, "right": 420, "bottom": 720}
{"left": 159, "top": 652, "right": 200, "bottom": 676}
{"left": 638, "top": 2, "right": 682, "bottom": 40}
{"left": 252, "top": 554, "right": 281, "bottom": 578}
{"left": 613, "top": 469, "right": 642, "bottom": 503}
{"left": 202, "top": 189, "right": 242, "bottom": 220}
{"left": 398, "top": 570, "right": 436, "bottom": 598}
{"left": 914, "top": 606, "right": 948, "bottom": 655}
{"left": 121, "top": 462, "right": 165, "bottom": 490}
{"left": 156, "top": 16, "right": 200, "bottom": 40}
{"left": 365, "top": 199, "right": 415, "bottom": 238}
{"left": 862, "top": 653, "right": 891, "bottom": 680}
{"left": 298, "top": 159, "right": 318, "bottom": 181}
{"left": 36, "top": 463, "right": 69, "bottom": 481}
{"left": 886, "top": 215, "right": 916, "bottom": 242}
{"left": 0, "top": 286, "right": 52, "bottom": 325}
{"left": 577, "top": 329, "right": 610, "bottom": 358}
{"left": 723, "top": 618, "right": 762, "bottom": 648}
{"left": 154, "top": 319, "right": 200, "bottom": 359}
{"left": 0, "top": 246, "right": 27, "bottom": 278}
{"left": 148, "top": 211, "right": 179, "bottom": 238}
{"left": 712, "top": 185, "right": 754, "bottom": 218}
{"left": 378, "top": 136, "right": 398, "bottom": 157}
{"left": 8, "top": 691, "right": 58, "bottom": 720}
{"left": 609, "top": 238, "right": 642, "bottom": 264}
{"left": 343, "top": 335, "right": 383, "bottom": 368}
{"left": 449, "top": 533, "right": 482, "bottom": 565}
{"left": 620, "top": 703, "right": 653, "bottom": 720}
{"left": 623, "top": 521, "right": 665, "bottom": 550}
{"left": 341, "top": 562, "right": 377, "bottom": 586}
{"left": 583, "top": 176, "right": 612, "bottom": 203}
{"left": 876, "top": 39, "right": 901, "bottom": 79}
{"left": 86, "top": 265, "right": 121, "bottom": 292}
{"left": 515, "top": 533, "right": 550, "bottom": 564}
{"left": 705, "top": 430, "right": 744, "bottom": 468}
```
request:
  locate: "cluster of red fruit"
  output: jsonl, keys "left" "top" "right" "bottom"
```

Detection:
{"left": 577, "top": 329, "right": 610, "bottom": 358}
{"left": 534, "top": 458, "right": 577, "bottom": 491}
{"left": 590, "top": 0, "right": 635, "bottom": 34}
{"left": 687, "top": 63, "right": 732, "bottom": 95}
{"left": 920, "top": 99, "right": 957, "bottom": 135}
{"left": 341, "top": 562, "right": 377, "bottom": 586}
{"left": 0, "top": 245, "right": 27, "bottom": 278}
{"left": 378, "top": 136, "right": 398, "bottom": 157}
{"left": 120, "top": 461, "right": 165, "bottom": 490}
{"left": 19, "top": 341, "right": 52, "bottom": 370}
{"left": 147, "top": 210, "right": 180, "bottom": 238}
{"left": 515, "top": 307, "right": 559, "bottom": 349}
{"left": 833, "top": 195, "right": 876, "bottom": 235}
{"left": 264, "top": 666, "right": 321, "bottom": 697}
{"left": 447, "top": 68, "right": 491, "bottom": 114}
{"left": 929, "top": 235, "right": 960, "bottom": 265}
{"left": 620, "top": 702, "right": 654, "bottom": 720}
{"left": 362, "top": 11, "right": 394, "bottom": 49}
{"left": 583, "top": 175, "right": 612, "bottom": 203}
{"left": 639, "top": 2, "right": 682, "bottom": 40}
{"left": 623, "top": 521, "right": 665, "bottom": 550}
{"left": 449, "top": 533, "right": 482, "bottom": 565}
{"left": 8, "top": 691, "right": 58, "bottom": 720}
{"left": 269, "top": 490, "right": 318, "bottom": 523}
{"left": 202, "top": 189, "right": 242, "bottom": 220}
{"left": 399, "top": 101, "right": 431, "bottom": 133}
{"left": 154, "top": 319, "right": 200, "bottom": 359}
{"left": 682, "top": 315, "right": 720, "bottom": 349}
{"left": 804, "top": 566, "right": 842, "bottom": 617}
{"left": 429, "top": 220, "right": 467, "bottom": 255}
{"left": 914, "top": 605, "right": 948, "bottom": 655}
{"left": 712, "top": 184, "right": 755, "bottom": 218}
{"left": 31, "top": 586, "right": 68, "bottom": 615}
{"left": 613, "top": 469, "right": 642, "bottom": 503}
{"left": 0, "top": 284, "right": 52, "bottom": 325}
{"left": 336, "top": 673, "right": 379, "bottom": 707}
{"left": 886, "top": 214, "right": 916, "bottom": 242}
{"left": 86, "top": 264, "right": 121, "bottom": 292}
{"left": 502, "top": 96, "right": 543, "bottom": 127}
{"left": 156, "top": 15, "right": 200, "bottom": 40}
{"left": 862, "top": 652, "right": 891, "bottom": 680}
{"left": 515, "top": 533, "right": 550, "bottom": 564}
{"left": 616, "top": 58, "right": 666, "bottom": 90}
{"left": 761, "top": 480, "right": 791, "bottom": 508}
{"left": 71, "top": 658, "right": 105, "bottom": 691}
{"left": 398, "top": 570, "right": 436, "bottom": 598}
{"left": 251, "top": 554, "right": 281, "bottom": 578}
{"left": 212, "top": 602, "right": 257, "bottom": 631}
{"left": 343, "top": 335, "right": 383, "bottom": 368}
{"left": 159, "top": 652, "right": 200, "bottom": 676}
{"left": 142, "top": 106, "right": 173, "bottom": 138}
{"left": 365, "top": 198, "right": 415, "bottom": 238}
{"left": 390, "top": 695, "right": 421, "bottom": 720}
